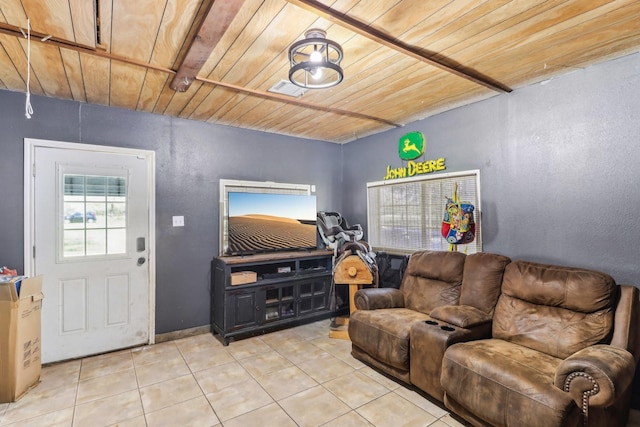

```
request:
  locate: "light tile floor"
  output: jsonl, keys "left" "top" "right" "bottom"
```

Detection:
{"left": 0, "top": 319, "right": 639, "bottom": 427}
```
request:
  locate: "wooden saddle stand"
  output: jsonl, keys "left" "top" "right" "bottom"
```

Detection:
{"left": 329, "top": 244, "right": 378, "bottom": 340}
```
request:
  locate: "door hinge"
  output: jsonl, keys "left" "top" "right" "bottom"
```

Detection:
{"left": 33, "top": 246, "right": 36, "bottom": 258}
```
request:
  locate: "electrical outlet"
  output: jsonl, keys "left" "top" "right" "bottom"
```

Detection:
{"left": 172, "top": 216, "right": 184, "bottom": 227}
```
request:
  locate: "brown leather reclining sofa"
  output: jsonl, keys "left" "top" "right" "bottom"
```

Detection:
{"left": 348, "top": 250, "right": 639, "bottom": 427}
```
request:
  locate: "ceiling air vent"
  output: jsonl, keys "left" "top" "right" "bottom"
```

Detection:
{"left": 268, "top": 80, "right": 308, "bottom": 97}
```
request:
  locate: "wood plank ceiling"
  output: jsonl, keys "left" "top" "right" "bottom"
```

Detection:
{"left": 1, "top": 0, "right": 639, "bottom": 143}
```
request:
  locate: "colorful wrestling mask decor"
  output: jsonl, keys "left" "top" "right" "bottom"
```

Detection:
{"left": 441, "top": 198, "right": 475, "bottom": 245}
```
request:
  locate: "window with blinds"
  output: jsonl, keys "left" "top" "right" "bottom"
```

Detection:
{"left": 367, "top": 170, "right": 481, "bottom": 254}
{"left": 218, "top": 179, "right": 311, "bottom": 256}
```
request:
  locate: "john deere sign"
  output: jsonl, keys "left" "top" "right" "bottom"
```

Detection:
{"left": 384, "top": 131, "right": 446, "bottom": 180}
{"left": 398, "top": 131, "right": 425, "bottom": 160}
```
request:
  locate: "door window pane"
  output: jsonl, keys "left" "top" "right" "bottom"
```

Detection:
{"left": 107, "top": 229, "right": 126, "bottom": 253}
{"left": 63, "top": 174, "right": 127, "bottom": 258}
{"left": 63, "top": 229, "right": 85, "bottom": 257}
{"left": 86, "top": 230, "right": 107, "bottom": 256}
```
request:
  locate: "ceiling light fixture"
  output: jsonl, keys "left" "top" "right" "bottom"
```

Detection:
{"left": 288, "top": 29, "right": 344, "bottom": 89}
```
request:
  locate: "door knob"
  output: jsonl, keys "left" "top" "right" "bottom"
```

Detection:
{"left": 137, "top": 257, "right": 146, "bottom": 266}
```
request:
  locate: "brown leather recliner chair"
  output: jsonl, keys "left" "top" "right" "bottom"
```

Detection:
{"left": 409, "top": 251, "right": 511, "bottom": 400}
{"left": 348, "top": 250, "right": 511, "bottom": 398}
{"left": 348, "top": 250, "right": 467, "bottom": 384}
{"left": 441, "top": 260, "right": 639, "bottom": 427}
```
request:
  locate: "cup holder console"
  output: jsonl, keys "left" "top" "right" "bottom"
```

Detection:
{"left": 424, "top": 319, "right": 455, "bottom": 332}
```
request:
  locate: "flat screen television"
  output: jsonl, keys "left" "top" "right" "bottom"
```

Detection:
{"left": 225, "top": 192, "right": 318, "bottom": 255}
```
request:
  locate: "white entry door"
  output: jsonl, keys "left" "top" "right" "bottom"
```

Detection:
{"left": 25, "top": 139, "right": 155, "bottom": 363}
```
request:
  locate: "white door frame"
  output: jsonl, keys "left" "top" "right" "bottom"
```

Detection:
{"left": 23, "top": 138, "right": 156, "bottom": 345}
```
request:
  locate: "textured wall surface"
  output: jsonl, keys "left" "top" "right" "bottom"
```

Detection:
{"left": 0, "top": 92, "right": 341, "bottom": 333}
{"left": 342, "top": 52, "right": 640, "bottom": 286}
{"left": 1, "top": 51, "right": 639, "bottom": 335}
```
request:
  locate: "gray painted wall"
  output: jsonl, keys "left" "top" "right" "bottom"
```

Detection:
{"left": 2, "top": 51, "right": 639, "bottom": 335}
{"left": 342, "top": 52, "right": 640, "bottom": 286}
{"left": 0, "top": 91, "right": 342, "bottom": 333}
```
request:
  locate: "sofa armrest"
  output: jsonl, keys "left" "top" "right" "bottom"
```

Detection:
{"left": 430, "top": 305, "right": 492, "bottom": 328}
{"left": 611, "top": 285, "right": 639, "bottom": 357}
{"left": 354, "top": 288, "right": 405, "bottom": 310}
{"left": 554, "top": 344, "right": 635, "bottom": 408}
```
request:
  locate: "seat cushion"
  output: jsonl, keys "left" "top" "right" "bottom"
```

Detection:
{"left": 442, "top": 339, "right": 581, "bottom": 427}
{"left": 349, "top": 308, "right": 430, "bottom": 371}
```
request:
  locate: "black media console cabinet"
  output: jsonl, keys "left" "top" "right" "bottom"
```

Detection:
{"left": 211, "top": 250, "right": 333, "bottom": 345}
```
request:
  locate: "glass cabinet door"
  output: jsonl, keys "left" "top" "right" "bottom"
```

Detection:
{"left": 298, "top": 279, "right": 328, "bottom": 315}
{"left": 264, "top": 284, "right": 295, "bottom": 322}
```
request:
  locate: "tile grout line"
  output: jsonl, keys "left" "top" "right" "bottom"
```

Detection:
{"left": 215, "top": 330, "right": 330, "bottom": 426}
{"left": 219, "top": 326, "right": 387, "bottom": 427}
{"left": 130, "top": 347, "right": 150, "bottom": 427}
{"left": 70, "top": 357, "right": 83, "bottom": 427}
{"left": 175, "top": 336, "right": 224, "bottom": 426}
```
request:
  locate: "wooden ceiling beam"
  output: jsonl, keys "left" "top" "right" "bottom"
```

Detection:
{"left": 0, "top": 22, "right": 176, "bottom": 75}
{"left": 170, "top": 0, "right": 245, "bottom": 92}
{"left": 195, "top": 76, "right": 402, "bottom": 128}
{"left": 0, "top": 22, "right": 396, "bottom": 128}
{"left": 0, "top": 22, "right": 94, "bottom": 51}
{"left": 285, "top": 0, "right": 512, "bottom": 93}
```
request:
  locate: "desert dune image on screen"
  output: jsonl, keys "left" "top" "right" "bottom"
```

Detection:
{"left": 227, "top": 192, "right": 317, "bottom": 254}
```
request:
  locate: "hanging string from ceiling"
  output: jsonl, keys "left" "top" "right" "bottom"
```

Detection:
{"left": 22, "top": 18, "right": 34, "bottom": 119}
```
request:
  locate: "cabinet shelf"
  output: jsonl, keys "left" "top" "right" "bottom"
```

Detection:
{"left": 211, "top": 250, "right": 333, "bottom": 345}
{"left": 224, "top": 271, "right": 329, "bottom": 289}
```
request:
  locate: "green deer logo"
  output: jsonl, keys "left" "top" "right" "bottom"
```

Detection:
{"left": 398, "top": 132, "right": 425, "bottom": 160}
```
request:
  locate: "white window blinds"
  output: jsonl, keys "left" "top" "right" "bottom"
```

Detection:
{"left": 367, "top": 170, "right": 481, "bottom": 254}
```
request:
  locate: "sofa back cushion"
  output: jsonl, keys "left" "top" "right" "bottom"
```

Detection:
{"left": 460, "top": 252, "right": 511, "bottom": 315}
{"left": 400, "top": 250, "right": 466, "bottom": 314}
{"left": 494, "top": 260, "right": 617, "bottom": 359}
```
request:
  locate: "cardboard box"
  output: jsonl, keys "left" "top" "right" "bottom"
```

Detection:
{"left": 0, "top": 275, "right": 43, "bottom": 402}
{"left": 230, "top": 271, "right": 257, "bottom": 286}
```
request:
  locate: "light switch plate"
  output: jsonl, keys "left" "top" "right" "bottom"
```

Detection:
{"left": 172, "top": 216, "right": 184, "bottom": 227}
